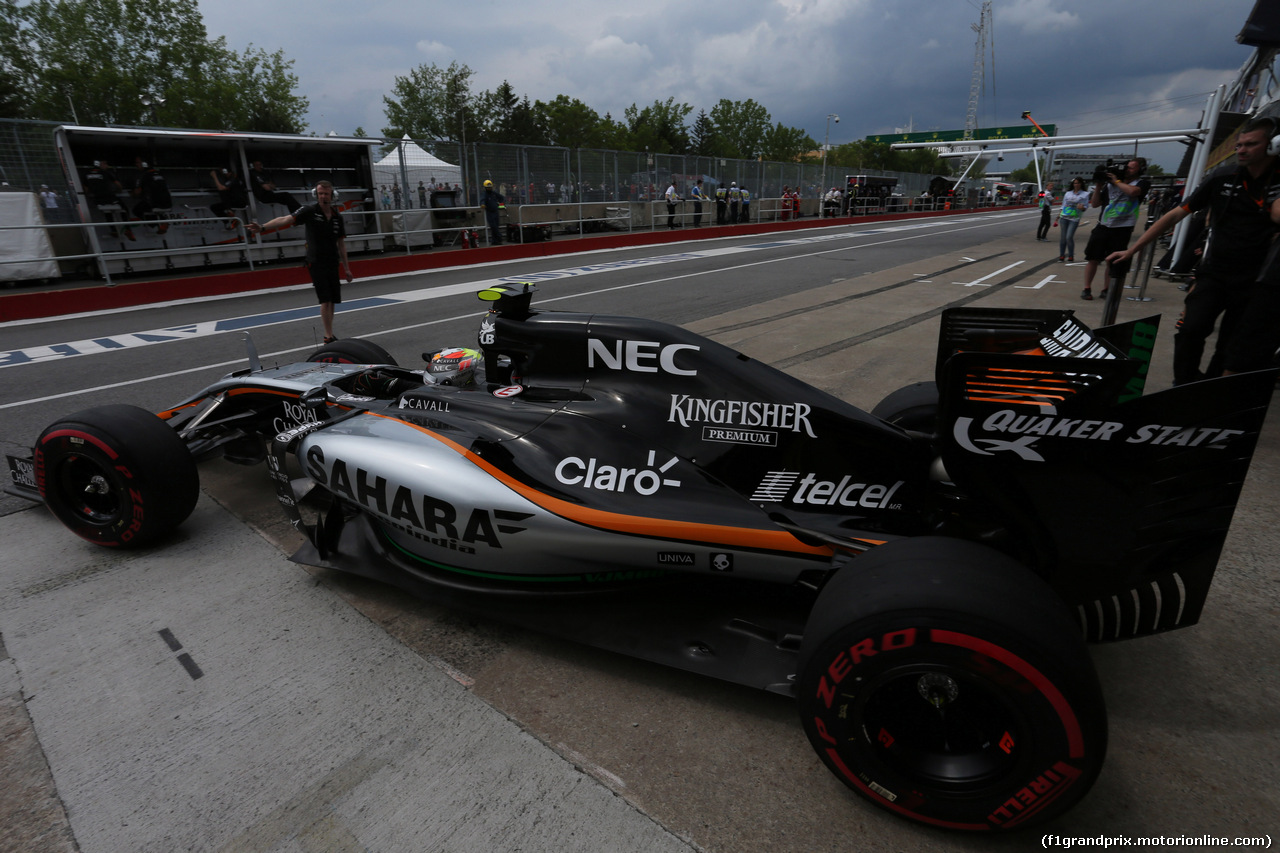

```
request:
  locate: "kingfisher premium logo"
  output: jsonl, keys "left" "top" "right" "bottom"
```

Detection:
{"left": 667, "top": 394, "right": 817, "bottom": 446}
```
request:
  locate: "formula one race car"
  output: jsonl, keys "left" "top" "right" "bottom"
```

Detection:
{"left": 8, "top": 283, "right": 1275, "bottom": 831}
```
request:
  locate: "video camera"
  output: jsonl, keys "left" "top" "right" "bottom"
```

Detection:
{"left": 1092, "top": 160, "right": 1127, "bottom": 184}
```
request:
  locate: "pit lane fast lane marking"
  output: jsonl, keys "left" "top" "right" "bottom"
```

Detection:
{"left": 954, "top": 261, "right": 1025, "bottom": 287}
{"left": 0, "top": 211, "right": 1034, "bottom": 369}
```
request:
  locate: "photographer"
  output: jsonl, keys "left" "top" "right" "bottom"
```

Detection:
{"left": 1081, "top": 157, "right": 1150, "bottom": 300}
{"left": 1107, "top": 116, "right": 1280, "bottom": 383}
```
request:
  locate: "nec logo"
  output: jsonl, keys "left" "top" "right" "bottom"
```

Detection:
{"left": 587, "top": 338, "right": 699, "bottom": 376}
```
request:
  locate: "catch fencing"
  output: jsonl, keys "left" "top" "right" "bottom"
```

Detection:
{"left": 0, "top": 118, "right": 966, "bottom": 285}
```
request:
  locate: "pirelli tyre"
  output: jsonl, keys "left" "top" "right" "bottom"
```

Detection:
{"left": 870, "top": 381, "right": 939, "bottom": 434}
{"left": 35, "top": 404, "right": 199, "bottom": 548}
{"left": 796, "top": 537, "right": 1106, "bottom": 831}
{"left": 306, "top": 338, "right": 397, "bottom": 366}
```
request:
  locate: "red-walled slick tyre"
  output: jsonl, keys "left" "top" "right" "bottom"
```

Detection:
{"left": 306, "top": 338, "right": 396, "bottom": 365}
{"left": 35, "top": 405, "right": 199, "bottom": 548}
{"left": 796, "top": 537, "right": 1106, "bottom": 831}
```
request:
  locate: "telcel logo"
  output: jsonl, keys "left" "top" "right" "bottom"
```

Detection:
{"left": 752, "top": 472, "right": 904, "bottom": 509}
{"left": 587, "top": 338, "right": 699, "bottom": 376}
{"left": 555, "top": 450, "right": 682, "bottom": 495}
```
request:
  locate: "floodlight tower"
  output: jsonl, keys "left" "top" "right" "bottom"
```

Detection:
{"left": 959, "top": 1, "right": 993, "bottom": 174}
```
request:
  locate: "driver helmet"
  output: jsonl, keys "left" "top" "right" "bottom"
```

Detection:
{"left": 426, "top": 347, "right": 481, "bottom": 387}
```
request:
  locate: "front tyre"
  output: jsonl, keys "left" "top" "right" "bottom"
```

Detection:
{"left": 306, "top": 338, "right": 396, "bottom": 365}
{"left": 36, "top": 405, "right": 199, "bottom": 547}
{"left": 797, "top": 537, "right": 1106, "bottom": 831}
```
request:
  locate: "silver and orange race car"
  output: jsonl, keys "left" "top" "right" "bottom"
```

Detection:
{"left": 8, "top": 283, "right": 1275, "bottom": 831}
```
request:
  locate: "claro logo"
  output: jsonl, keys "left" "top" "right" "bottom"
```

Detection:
{"left": 588, "top": 338, "right": 699, "bottom": 376}
{"left": 555, "top": 450, "right": 682, "bottom": 495}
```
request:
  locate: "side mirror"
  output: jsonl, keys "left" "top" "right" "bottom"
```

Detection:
{"left": 299, "top": 386, "right": 329, "bottom": 410}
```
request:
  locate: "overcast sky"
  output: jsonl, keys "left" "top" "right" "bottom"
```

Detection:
{"left": 195, "top": 0, "right": 1261, "bottom": 171}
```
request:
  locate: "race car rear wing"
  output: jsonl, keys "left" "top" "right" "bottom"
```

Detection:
{"left": 934, "top": 308, "right": 1275, "bottom": 641}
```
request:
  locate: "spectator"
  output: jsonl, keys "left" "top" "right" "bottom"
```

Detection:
{"left": 247, "top": 180, "right": 353, "bottom": 344}
{"left": 824, "top": 186, "right": 842, "bottom": 217}
{"left": 1036, "top": 182, "right": 1055, "bottom": 241}
{"left": 1056, "top": 178, "right": 1088, "bottom": 262}
{"left": 39, "top": 184, "right": 60, "bottom": 221}
{"left": 417, "top": 181, "right": 428, "bottom": 209}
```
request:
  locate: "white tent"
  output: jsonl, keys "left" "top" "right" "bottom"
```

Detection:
{"left": 0, "top": 191, "right": 60, "bottom": 282}
{"left": 372, "top": 136, "right": 462, "bottom": 207}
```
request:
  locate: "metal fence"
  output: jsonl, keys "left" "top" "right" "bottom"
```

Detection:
{"left": 0, "top": 119, "right": 77, "bottom": 216}
{"left": 0, "top": 118, "right": 965, "bottom": 284}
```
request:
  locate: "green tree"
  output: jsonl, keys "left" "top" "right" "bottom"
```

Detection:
{"left": 539, "top": 95, "right": 602, "bottom": 149}
{"left": 1007, "top": 163, "right": 1038, "bottom": 184}
{"left": 709, "top": 98, "right": 771, "bottom": 159}
{"left": 0, "top": 0, "right": 25, "bottom": 118}
{"left": 689, "top": 109, "right": 718, "bottom": 157}
{"left": 623, "top": 97, "right": 692, "bottom": 154}
{"left": 0, "top": 65, "right": 22, "bottom": 119}
{"left": 594, "top": 111, "right": 630, "bottom": 151}
{"left": 472, "top": 81, "right": 548, "bottom": 145}
{"left": 225, "top": 44, "right": 308, "bottom": 133}
{"left": 888, "top": 145, "right": 950, "bottom": 176}
{"left": 382, "top": 60, "right": 476, "bottom": 142}
{"left": 760, "top": 123, "right": 816, "bottom": 163}
{"left": 11, "top": 0, "right": 306, "bottom": 131}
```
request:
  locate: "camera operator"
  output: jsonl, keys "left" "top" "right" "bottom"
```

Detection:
{"left": 1080, "top": 157, "right": 1150, "bottom": 300}
{"left": 1107, "top": 116, "right": 1280, "bottom": 383}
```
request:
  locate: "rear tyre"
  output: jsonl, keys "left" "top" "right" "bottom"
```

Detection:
{"left": 797, "top": 537, "right": 1106, "bottom": 831}
{"left": 306, "top": 338, "right": 396, "bottom": 365}
{"left": 870, "top": 381, "right": 939, "bottom": 433}
{"left": 36, "top": 405, "right": 199, "bottom": 547}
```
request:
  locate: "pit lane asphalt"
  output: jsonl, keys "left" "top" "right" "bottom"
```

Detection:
{"left": 2, "top": 211, "right": 1277, "bottom": 852}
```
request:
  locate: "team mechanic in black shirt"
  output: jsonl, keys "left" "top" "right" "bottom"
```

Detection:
{"left": 247, "top": 180, "right": 353, "bottom": 344}
{"left": 1108, "top": 115, "right": 1280, "bottom": 384}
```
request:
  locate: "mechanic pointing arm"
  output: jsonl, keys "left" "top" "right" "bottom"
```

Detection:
{"left": 247, "top": 180, "right": 353, "bottom": 344}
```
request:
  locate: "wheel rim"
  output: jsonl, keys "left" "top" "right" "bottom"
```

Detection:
{"left": 55, "top": 453, "right": 123, "bottom": 526}
{"left": 858, "top": 663, "right": 1024, "bottom": 789}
